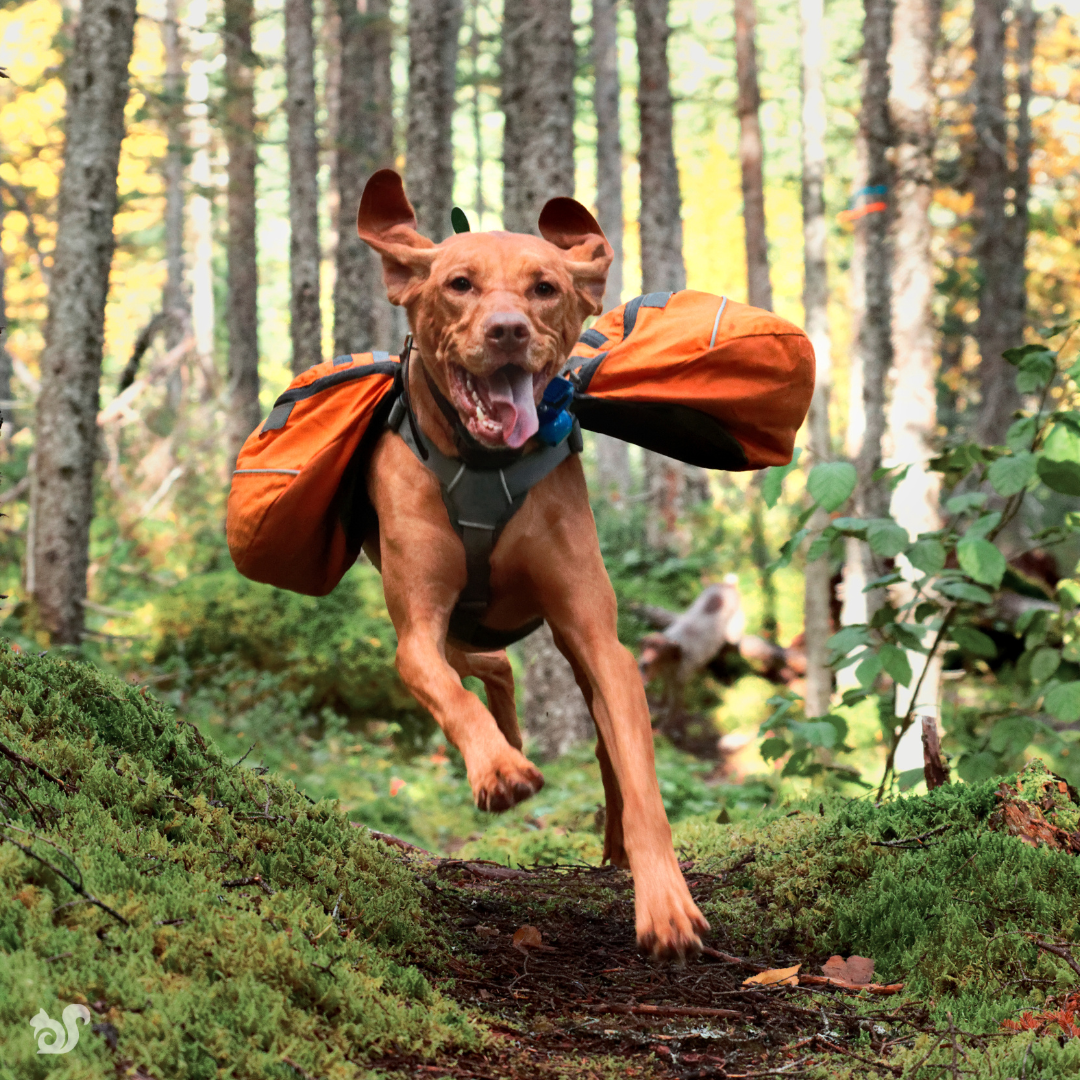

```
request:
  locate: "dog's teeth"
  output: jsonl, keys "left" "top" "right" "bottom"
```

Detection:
{"left": 476, "top": 403, "right": 486, "bottom": 419}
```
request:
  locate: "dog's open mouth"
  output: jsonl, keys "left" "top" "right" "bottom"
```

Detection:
{"left": 448, "top": 364, "right": 540, "bottom": 449}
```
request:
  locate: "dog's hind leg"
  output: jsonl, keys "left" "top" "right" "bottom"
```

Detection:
{"left": 446, "top": 647, "right": 523, "bottom": 750}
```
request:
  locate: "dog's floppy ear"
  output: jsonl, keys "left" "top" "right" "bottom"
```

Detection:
{"left": 357, "top": 170, "right": 437, "bottom": 305}
{"left": 538, "top": 198, "right": 613, "bottom": 316}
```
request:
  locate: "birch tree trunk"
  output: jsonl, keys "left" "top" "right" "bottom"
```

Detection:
{"left": 333, "top": 0, "right": 394, "bottom": 355}
{"left": 31, "top": 0, "right": 137, "bottom": 644}
{"left": 468, "top": 0, "right": 485, "bottom": 225}
{"left": 888, "top": 0, "right": 942, "bottom": 770}
{"left": 162, "top": 0, "right": 188, "bottom": 355}
{"left": 592, "top": 0, "right": 630, "bottom": 503}
{"left": 800, "top": 0, "right": 834, "bottom": 718}
{"left": 407, "top": 0, "right": 463, "bottom": 242}
{"left": 285, "top": 0, "right": 323, "bottom": 373}
{"left": 1006, "top": 0, "right": 1035, "bottom": 356}
{"left": 224, "top": 0, "right": 260, "bottom": 469}
{"left": 735, "top": 0, "right": 772, "bottom": 311}
{"left": 0, "top": 203, "right": 15, "bottom": 438}
{"left": 187, "top": 5, "right": 215, "bottom": 378}
{"left": 501, "top": 0, "right": 576, "bottom": 233}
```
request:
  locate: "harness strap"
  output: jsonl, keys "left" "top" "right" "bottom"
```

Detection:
{"left": 389, "top": 376, "right": 576, "bottom": 649}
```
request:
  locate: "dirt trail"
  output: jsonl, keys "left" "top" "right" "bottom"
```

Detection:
{"left": 371, "top": 855, "right": 925, "bottom": 1079}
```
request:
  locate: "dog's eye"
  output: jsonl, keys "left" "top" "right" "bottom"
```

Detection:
{"left": 448, "top": 276, "right": 472, "bottom": 293}
{"left": 534, "top": 281, "right": 556, "bottom": 298}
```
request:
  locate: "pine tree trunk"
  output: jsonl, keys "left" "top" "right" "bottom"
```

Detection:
{"left": 735, "top": 0, "right": 772, "bottom": 311}
{"left": 334, "top": 0, "right": 394, "bottom": 355}
{"left": 285, "top": 0, "right": 323, "bottom": 373}
{"left": 592, "top": 0, "right": 630, "bottom": 502}
{"left": 501, "top": 0, "right": 576, "bottom": 233}
{"left": 800, "top": 0, "right": 834, "bottom": 719}
{"left": 888, "top": 0, "right": 942, "bottom": 769}
{"left": 972, "top": 0, "right": 1020, "bottom": 444}
{"left": 224, "top": 0, "right": 260, "bottom": 469}
{"left": 843, "top": 0, "right": 894, "bottom": 632}
{"left": 31, "top": 0, "right": 137, "bottom": 644}
{"left": 522, "top": 621, "right": 595, "bottom": 761}
{"left": 406, "top": 0, "right": 463, "bottom": 242}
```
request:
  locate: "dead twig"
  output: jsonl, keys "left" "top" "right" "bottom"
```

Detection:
{"left": 576, "top": 1001, "right": 744, "bottom": 1020}
{"left": 222, "top": 874, "right": 274, "bottom": 897}
{"left": 700, "top": 945, "right": 766, "bottom": 971}
{"left": 870, "top": 824, "right": 951, "bottom": 848}
{"left": 814, "top": 1034, "right": 901, "bottom": 1075}
{"left": 0, "top": 739, "right": 74, "bottom": 793}
{"left": 1032, "top": 939, "right": 1080, "bottom": 981}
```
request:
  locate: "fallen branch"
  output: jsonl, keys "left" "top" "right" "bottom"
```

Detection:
{"left": 222, "top": 874, "right": 274, "bottom": 897}
{"left": 579, "top": 1001, "right": 744, "bottom": 1020}
{"left": 870, "top": 824, "right": 951, "bottom": 848}
{"left": 799, "top": 974, "right": 904, "bottom": 995}
{"left": 700, "top": 945, "right": 766, "bottom": 971}
{"left": 1032, "top": 940, "right": 1080, "bottom": 981}
{"left": 0, "top": 738, "right": 74, "bottom": 793}
{"left": 814, "top": 1034, "right": 901, "bottom": 1074}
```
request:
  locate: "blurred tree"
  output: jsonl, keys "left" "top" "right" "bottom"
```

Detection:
{"left": 842, "top": 0, "right": 894, "bottom": 631}
{"left": 31, "top": 0, "right": 137, "bottom": 644}
{"left": 800, "top": 0, "right": 834, "bottom": 718}
{"left": 501, "top": 0, "right": 575, "bottom": 233}
{"left": 333, "top": 0, "right": 394, "bottom": 355}
{"left": 285, "top": 0, "right": 323, "bottom": 373}
{"left": 592, "top": 0, "right": 631, "bottom": 504}
{"left": 735, "top": 0, "right": 772, "bottom": 312}
{"left": 973, "top": 0, "right": 1036, "bottom": 444}
{"left": 407, "top": 0, "right": 463, "bottom": 242}
{"left": 887, "top": 0, "right": 943, "bottom": 767}
{"left": 223, "top": 0, "right": 260, "bottom": 469}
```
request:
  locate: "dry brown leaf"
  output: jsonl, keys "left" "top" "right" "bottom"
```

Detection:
{"left": 821, "top": 954, "right": 875, "bottom": 985}
{"left": 474, "top": 925, "right": 499, "bottom": 938}
{"left": 742, "top": 964, "right": 800, "bottom": 987}
{"left": 512, "top": 925, "right": 543, "bottom": 953}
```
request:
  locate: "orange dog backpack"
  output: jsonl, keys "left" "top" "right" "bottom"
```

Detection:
{"left": 564, "top": 289, "right": 814, "bottom": 470}
{"left": 226, "top": 290, "right": 814, "bottom": 598}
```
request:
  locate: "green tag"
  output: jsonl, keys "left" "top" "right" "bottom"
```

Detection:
{"left": 451, "top": 206, "right": 470, "bottom": 234}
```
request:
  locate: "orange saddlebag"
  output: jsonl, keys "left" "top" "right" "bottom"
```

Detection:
{"left": 565, "top": 290, "right": 815, "bottom": 470}
{"left": 226, "top": 353, "right": 398, "bottom": 596}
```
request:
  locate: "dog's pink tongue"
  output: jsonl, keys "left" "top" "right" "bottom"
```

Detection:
{"left": 484, "top": 366, "right": 538, "bottom": 448}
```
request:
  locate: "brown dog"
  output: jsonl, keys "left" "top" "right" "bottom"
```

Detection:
{"left": 356, "top": 170, "right": 707, "bottom": 960}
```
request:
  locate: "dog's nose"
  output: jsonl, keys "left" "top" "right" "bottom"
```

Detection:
{"left": 484, "top": 312, "right": 531, "bottom": 353}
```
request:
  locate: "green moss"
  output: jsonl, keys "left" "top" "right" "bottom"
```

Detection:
{"left": 0, "top": 644, "right": 478, "bottom": 1078}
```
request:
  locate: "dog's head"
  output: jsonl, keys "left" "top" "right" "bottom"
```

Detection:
{"left": 638, "top": 633, "right": 682, "bottom": 684}
{"left": 357, "top": 170, "right": 612, "bottom": 450}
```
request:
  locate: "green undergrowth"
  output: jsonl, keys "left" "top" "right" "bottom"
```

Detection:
{"left": 675, "top": 765, "right": 1080, "bottom": 1072}
{"left": 0, "top": 645, "right": 478, "bottom": 1079}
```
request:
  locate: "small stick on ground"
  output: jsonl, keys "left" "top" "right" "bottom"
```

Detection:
{"left": 577, "top": 1001, "right": 744, "bottom": 1020}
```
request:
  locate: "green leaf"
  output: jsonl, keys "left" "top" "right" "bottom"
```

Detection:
{"left": 760, "top": 737, "right": 790, "bottom": 763}
{"left": 879, "top": 644, "right": 913, "bottom": 687}
{"left": 965, "top": 512, "right": 1002, "bottom": 542}
{"left": 1003, "top": 343, "right": 1052, "bottom": 365}
{"left": 841, "top": 687, "right": 871, "bottom": 707}
{"left": 1006, "top": 417, "right": 1038, "bottom": 451}
{"left": 1015, "top": 350, "right": 1057, "bottom": 392}
{"left": 822, "top": 714, "right": 849, "bottom": 745}
{"left": 870, "top": 605, "right": 898, "bottom": 628}
{"left": 889, "top": 623, "right": 928, "bottom": 652}
{"left": 1044, "top": 681, "right": 1080, "bottom": 723}
{"left": 951, "top": 626, "right": 998, "bottom": 659}
{"left": 769, "top": 527, "right": 810, "bottom": 571}
{"left": 867, "top": 519, "right": 910, "bottom": 558}
{"left": 988, "top": 454, "right": 1036, "bottom": 497}
{"left": 781, "top": 748, "right": 815, "bottom": 777}
{"left": 914, "top": 601, "right": 941, "bottom": 622}
{"left": 957, "top": 751, "right": 1000, "bottom": 783}
{"left": 898, "top": 768, "right": 925, "bottom": 792}
{"left": 945, "top": 492, "right": 988, "bottom": 515}
{"left": 806, "top": 531, "right": 835, "bottom": 562}
{"left": 1031, "top": 647, "right": 1062, "bottom": 684}
{"left": 830, "top": 516, "right": 869, "bottom": 538}
{"left": 1038, "top": 321, "right": 1079, "bottom": 340}
{"left": 989, "top": 717, "right": 1037, "bottom": 756}
{"left": 1050, "top": 411, "right": 1080, "bottom": 435}
{"left": 788, "top": 720, "right": 838, "bottom": 749}
{"left": 807, "top": 461, "right": 857, "bottom": 512}
{"left": 907, "top": 538, "right": 946, "bottom": 575}
{"left": 827, "top": 625, "right": 872, "bottom": 661}
{"left": 937, "top": 580, "right": 994, "bottom": 604}
{"left": 856, "top": 651, "right": 882, "bottom": 688}
{"left": 761, "top": 447, "right": 802, "bottom": 509}
{"left": 957, "top": 538, "right": 1006, "bottom": 588}
{"left": 1037, "top": 456, "right": 1080, "bottom": 497}
{"left": 864, "top": 572, "right": 905, "bottom": 591}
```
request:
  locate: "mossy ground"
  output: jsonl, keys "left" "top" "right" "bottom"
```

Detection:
{"left": 3, "top": 645, "right": 1080, "bottom": 1078}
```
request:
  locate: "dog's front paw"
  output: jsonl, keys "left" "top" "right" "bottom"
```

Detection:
{"left": 470, "top": 748, "right": 544, "bottom": 813}
{"left": 635, "top": 875, "right": 710, "bottom": 963}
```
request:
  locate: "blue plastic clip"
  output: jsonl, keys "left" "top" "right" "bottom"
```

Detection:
{"left": 536, "top": 376, "right": 575, "bottom": 446}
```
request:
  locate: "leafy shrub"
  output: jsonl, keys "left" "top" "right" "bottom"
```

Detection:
{"left": 150, "top": 563, "right": 435, "bottom": 751}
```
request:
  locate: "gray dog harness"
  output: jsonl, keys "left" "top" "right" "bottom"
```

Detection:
{"left": 387, "top": 359, "right": 579, "bottom": 650}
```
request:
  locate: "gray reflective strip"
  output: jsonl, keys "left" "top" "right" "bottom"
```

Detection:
{"left": 457, "top": 520, "right": 496, "bottom": 530}
{"left": 445, "top": 463, "right": 467, "bottom": 493}
{"left": 233, "top": 468, "right": 301, "bottom": 475}
{"left": 709, "top": 296, "right": 728, "bottom": 349}
{"left": 498, "top": 469, "right": 513, "bottom": 504}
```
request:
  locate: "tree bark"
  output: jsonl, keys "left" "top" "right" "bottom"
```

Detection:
{"left": 334, "top": 0, "right": 395, "bottom": 355}
{"left": 800, "top": 0, "right": 834, "bottom": 718}
{"left": 224, "top": 0, "right": 260, "bottom": 469}
{"left": 734, "top": 0, "right": 772, "bottom": 311}
{"left": 888, "top": 0, "right": 942, "bottom": 770}
{"left": 842, "top": 0, "right": 894, "bottom": 633}
{"left": 971, "top": 0, "right": 1019, "bottom": 444}
{"left": 406, "top": 0, "right": 463, "bottom": 242}
{"left": 592, "top": 0, "right": 630, "bottom": 502}
{"left": 501, "top": 0, "right": 576, "bottom": 233}
{"left": 468, "top": 0, "right": 486, "bottom": 226}
{"left": 31, "top": 0, "right": 137, "bottom": 644}
{"left": 0, "top": 211, "right": 14, "bottom": 438}
{"left": 285, "top": 0, "right": 324, "bottom": 374}
{"left": 162, "top": 0, "right": 188, "bottom": 353}
{"left": 522, "top": 621, "right": 596, "bottom": 761}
